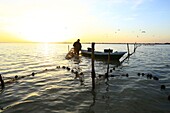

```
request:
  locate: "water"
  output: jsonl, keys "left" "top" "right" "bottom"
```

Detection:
{"left": 0, "top": 43, "right": 170, "bottom": 113}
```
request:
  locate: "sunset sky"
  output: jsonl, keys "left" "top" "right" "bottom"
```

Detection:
{"left": 0, "top": 0, "right": 170, "bottom": 43}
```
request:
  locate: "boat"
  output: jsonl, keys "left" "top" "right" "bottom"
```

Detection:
{"left": 65, "top": 48, "right": 76, "bottom": 59}
{"left": 81, "top": 48, "right": 127, "bottom": 61}
{"left": 65, "top": 48, "right": 80, "bottom": 60}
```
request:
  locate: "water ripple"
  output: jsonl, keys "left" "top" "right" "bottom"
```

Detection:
{"left": 0, "top": 44, "right": 170, "bottom": 113}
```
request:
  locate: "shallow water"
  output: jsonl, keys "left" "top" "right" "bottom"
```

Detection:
{"left": 0, "top": 43, "right": 170, "bottom": 113}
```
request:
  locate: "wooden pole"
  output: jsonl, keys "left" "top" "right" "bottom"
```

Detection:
{"left": 106, "top": 49, "right": 110, "bottom": 81}
{"left": 68, "top": 45, "right": 69, "bottom": 52}
{"left": 134, "top": 42, "right": 136, "bottom": 52}
{"left": 91, "top": 42, "right": 95, "bottom": 90}
{"left": 121, "top": 43, "right": 140, "bottom": 64}
{"left": 127, "top": 43, "right": 130, "bottom": 56}
{"left": 0, "top": 74, "right": 5, "bottom": 89}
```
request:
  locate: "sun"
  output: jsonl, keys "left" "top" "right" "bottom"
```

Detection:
{"left": 7, "top": 10, "right": 79, "bottom": 42}
{"left": 16, "top": 13, "right": 76, "bottom": 42}
{"left": 3, "top": 1, "right": 91, "bottom": 43}
{"left": 18, "top": 23, "right": 73, "bottom": 42}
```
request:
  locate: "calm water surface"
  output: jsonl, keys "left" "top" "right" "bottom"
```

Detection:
{"left": 0, "top": 43, "right": 170, "bottom": 113}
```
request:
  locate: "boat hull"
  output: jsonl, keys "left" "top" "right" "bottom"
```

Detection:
{"left": 81, "top": 50, "right": 126, "bottom": 61}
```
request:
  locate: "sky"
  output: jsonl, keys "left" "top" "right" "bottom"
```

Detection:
{"left": 0, "top": 0, "right": 170, "bottom": 43}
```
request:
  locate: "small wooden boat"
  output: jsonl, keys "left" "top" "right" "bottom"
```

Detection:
{"left": 65, "top": 48, "right": 76, "bottom": 59}
{"left": 81, "top": 48, "right": 127, "bottom": 61}
{"left": 65, "top": 48, "right": 79, "bottom": 59}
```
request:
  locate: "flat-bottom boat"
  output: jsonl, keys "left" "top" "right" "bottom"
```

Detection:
{"left": 81, "top": 48, "right": 127, "bottom": 61}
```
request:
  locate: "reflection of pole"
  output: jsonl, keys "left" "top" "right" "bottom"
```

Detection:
{"left": 88, "top": 91, "right": 96, "bottom": 112}
{"left": 91, "top": 43, "right": 95, "bottom": 90}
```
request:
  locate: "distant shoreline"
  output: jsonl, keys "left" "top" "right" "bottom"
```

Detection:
{"left": 0, "top": 42, "right": 170, "bottom": 45}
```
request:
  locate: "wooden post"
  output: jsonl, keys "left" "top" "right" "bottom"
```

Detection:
{"left": 68, "top": 45, "right": 69, "bottom": 52}
{"left": 106, "top": 49, "right": 110, "bottom": 81}
{"left": 0, "top": 74, "right": 5, "bottom": 89}
{"left": 127, "top": 43, "right": 130, "bottom": 56}
{"left": 134, "top": 42, "right": 136, "bottom": 52}
{"left": 91, "top": 42, "right": 95, "bottom": 90}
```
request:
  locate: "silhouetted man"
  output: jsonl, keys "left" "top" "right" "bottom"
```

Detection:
{"left": 73, "top": 39, "right": 82, "bottom": 55}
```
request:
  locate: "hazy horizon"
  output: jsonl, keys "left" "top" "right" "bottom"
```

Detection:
{"left": 0, "top": 41, "right": 169, "bottom": 44}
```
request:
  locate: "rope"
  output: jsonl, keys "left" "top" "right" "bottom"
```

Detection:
{"left": 0, "top": 65, "right": 85, "bottom": 88}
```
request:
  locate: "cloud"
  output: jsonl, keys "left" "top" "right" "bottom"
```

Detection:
{"left": 131, "top": 0, "right": 154, "bottom": 9}
{"left": 132, "top": 0, "right": 144, "bottom": 9}
{"left": 124, "top": 17, "right": 136, "bottom": 21}
{"left": 105, "top": 0, "right": 154, "bottom": 9}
